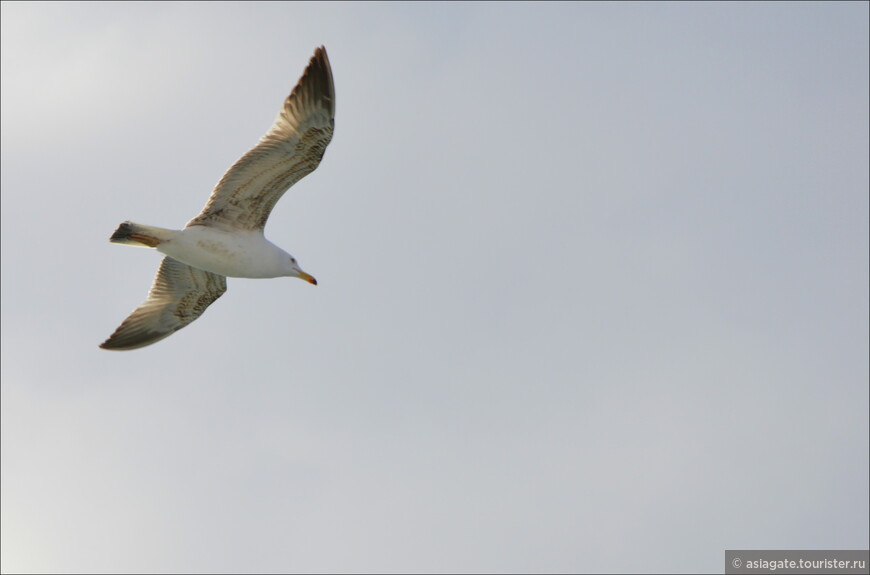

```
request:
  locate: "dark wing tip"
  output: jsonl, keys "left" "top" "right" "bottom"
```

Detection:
{"left": 99, "top": 339, "right": 131, "bottom": 351}
{"left": 99, "top": 327, "right": 173, "bottom": 351}
{"left": 298, "top": 45, "right": 335, "bottom": 118}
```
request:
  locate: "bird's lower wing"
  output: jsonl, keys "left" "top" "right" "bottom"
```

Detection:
{"left": 100, "top": 257, "right": 227, "bottom": 351}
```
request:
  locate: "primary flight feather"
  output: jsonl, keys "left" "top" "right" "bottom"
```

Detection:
{"left": 101, "top": 46, "right": 335, "bottom": 351}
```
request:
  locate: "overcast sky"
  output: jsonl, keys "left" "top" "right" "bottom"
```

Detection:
{"left": 1, "top": 2, "right": 868, "bottom": 573}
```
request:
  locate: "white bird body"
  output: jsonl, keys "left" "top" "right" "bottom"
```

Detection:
{"left": 159, "top": 226, "right": 296, "bottom": 279}
{"left": 124, "top": 223, "right": 303, "bottom": 279}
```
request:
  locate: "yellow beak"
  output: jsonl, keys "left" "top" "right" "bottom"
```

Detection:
{"left": 298, "top": 271, "right": 317, "bottom": 285}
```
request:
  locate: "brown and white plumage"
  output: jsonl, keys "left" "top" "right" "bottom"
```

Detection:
{"left": 187, "top": 46, "right": 334, "bottom": 232}
{"left": 100, "top": 257, "right": 227, "bottom": 350}
{"left": 100, "top": 46, "right": 334, "bottom": 351}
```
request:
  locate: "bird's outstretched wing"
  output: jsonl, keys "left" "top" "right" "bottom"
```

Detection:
{"left": 186, "top": 46, "right": 335, "bottom": 232}
{"left": 100, "top": 257, "right": 227, "bottom": 351}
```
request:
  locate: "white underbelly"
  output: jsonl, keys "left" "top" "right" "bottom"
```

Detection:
{"left": 157, "top": 228, "right": 281, "bottom": 278}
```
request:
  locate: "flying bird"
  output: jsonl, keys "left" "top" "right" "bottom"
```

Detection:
{"left": 100, "top": 46, "right": 335, "bottom": 351}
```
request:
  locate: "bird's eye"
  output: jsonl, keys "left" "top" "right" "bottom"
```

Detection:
{"left": 290, "top": 258, "right": 297, "bottom": 264}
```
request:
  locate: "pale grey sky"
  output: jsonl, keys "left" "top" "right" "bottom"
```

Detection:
{"left": 1, "top": 2, "right": 868, "bottom": 573}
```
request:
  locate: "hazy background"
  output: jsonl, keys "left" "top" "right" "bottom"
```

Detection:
{"left": 2, "top": 2, "right": 868, "bottom": 573}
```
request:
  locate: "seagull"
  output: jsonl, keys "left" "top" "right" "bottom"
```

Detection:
{"left": 100, "top": 46, "right": 335, "bottom": 351}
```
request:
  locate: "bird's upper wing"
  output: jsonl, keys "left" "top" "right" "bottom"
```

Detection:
{"left": 100, "top": 257, "right": 227, "bottom": 351}
{"left": 185, "top": 46, "right": 335, "bottom": 232}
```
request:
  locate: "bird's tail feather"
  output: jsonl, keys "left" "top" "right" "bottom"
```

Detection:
{"left": 109, "top": 221, "right": 176, "bottom": 248}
